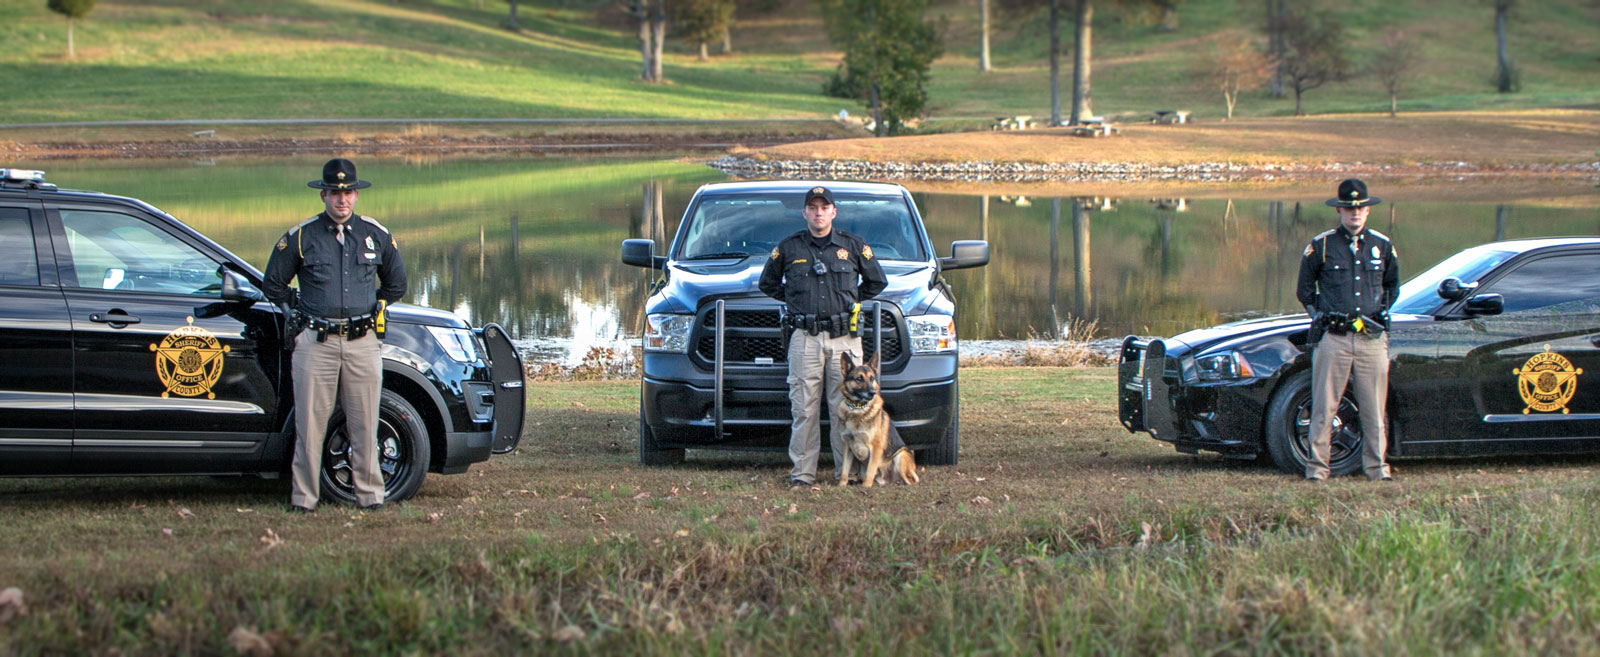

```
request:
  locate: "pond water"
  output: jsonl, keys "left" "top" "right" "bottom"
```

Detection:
{"left": 25, "top": 155, "right": 1600, "bottom": 364}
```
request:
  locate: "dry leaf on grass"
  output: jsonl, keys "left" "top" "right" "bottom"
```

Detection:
{"left": 0, "top": 588, "right": 24, "bottom": 624}
{"left": 552, "top": 625, "right": 587, "bottom": 642}
{"left": 259, "top": 528, "right": 283, "bottom": 550}
{"left": 227, "top": 626, "right": 273, "bottom": 657}
{"left": 970, "top": 496, "right": 992, "bottom": 505}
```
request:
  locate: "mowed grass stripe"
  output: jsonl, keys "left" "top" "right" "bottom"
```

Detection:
{"left": 3, "top": 368, "right": 1600, "bottom": 653}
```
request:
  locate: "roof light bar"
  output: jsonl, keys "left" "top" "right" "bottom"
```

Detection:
{"left": 1, "top": 169, "right": 46, "bottom": 183}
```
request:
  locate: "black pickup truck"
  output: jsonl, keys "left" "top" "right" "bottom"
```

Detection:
{"left": 621, "top": 180, "right": 988, "bottom": 465}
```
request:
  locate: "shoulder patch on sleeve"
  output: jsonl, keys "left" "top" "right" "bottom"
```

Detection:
{"left": 1303, "top": 244, "right": 1314, "bottom": 257}
{"left": 770, "top": 247, "right": 780, "bottom": 259}
{"left": 862, "top": 244, "right": 874, "bottom": 260}
{"left": 276, "top": 236, "right": 289, "bottom": 251}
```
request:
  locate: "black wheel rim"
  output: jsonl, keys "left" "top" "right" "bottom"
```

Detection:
{"left": 1290, "top": 392, "right": 1363, "bottom": 472}
{"left": 324, "top": 415, "right": 412, "bottom": 500}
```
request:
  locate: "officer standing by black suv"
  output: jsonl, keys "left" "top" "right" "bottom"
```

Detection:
{"left": 759, "top": 186, "right": 887, "bottom": 489}
{"left": 264, "top": 158, "right": 407, "bottom": 512}
{"left": 1296, "top": 178, "right": 1398, "bottom": 482}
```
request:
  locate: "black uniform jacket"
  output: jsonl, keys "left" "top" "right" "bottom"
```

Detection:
{"left": 263, "top": 213, "right": 407, "bottom": 319}
{"left": 758, "top": 229, "right": 887, "bottom": 318}
{"left": 1296, "top": 225, "right": 1399, "bottom": 325}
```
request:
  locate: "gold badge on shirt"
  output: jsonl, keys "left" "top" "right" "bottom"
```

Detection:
{"left": 836, "top": 248, "right": 848, "bottom": 260}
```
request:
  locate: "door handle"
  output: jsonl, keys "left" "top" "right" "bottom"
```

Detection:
{"left": 90, "top": 311, "right": 142, "bottom": 326}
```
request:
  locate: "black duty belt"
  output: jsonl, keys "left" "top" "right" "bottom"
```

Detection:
{"left": 308, "top": 312, "right": 377, "bottom": 342}
{"left": 783, "top": 310, "right": 862, "bottom": 338}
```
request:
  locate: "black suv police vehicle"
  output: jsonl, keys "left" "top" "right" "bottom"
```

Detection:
{"left": 0, "top": 169, "right": 525, "bottom": 503}
{"left": 621, "top": 181, "right": 988, "bottom": 465}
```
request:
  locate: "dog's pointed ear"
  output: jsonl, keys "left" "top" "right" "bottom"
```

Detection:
{"left": 867, "top": 349, "right": 880, "bottom": 372}
{"left": 841, "top": 351, "right": 855, "bottom": 372}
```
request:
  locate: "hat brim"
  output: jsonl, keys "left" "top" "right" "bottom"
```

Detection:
{"left": 308, "top": 180, "right": 372, "bottom": 191}
{"left": 1325, "top": 196, "right": 1381, "bottom": 208}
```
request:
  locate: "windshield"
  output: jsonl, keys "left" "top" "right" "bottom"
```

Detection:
{"left": 677, "top": 192, "right": 927, "bottom": 261}
{"left": 1389, "top": 246, "right": 1516, "bottom": 315}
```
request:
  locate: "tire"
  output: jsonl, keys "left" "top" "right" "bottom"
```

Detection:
{"left": 921, "top": 382, "right": 959, "bottom": 466}
{"left": 638, "top": 414, "right": 685, "bottom": 466}
{"left": 1263, "top": 370, "right": 1364, "bottom": 477}
{"left": 320, "top": 389, "right": 431, "bottom": 504}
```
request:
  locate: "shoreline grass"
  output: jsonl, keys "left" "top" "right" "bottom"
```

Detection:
{"left": 4, "top": 368, "right": 1600, "bottom": 654}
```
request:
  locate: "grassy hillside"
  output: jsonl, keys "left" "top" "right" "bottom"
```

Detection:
{"left": 0, "top": 0, "right": 1595, "bottom": 128}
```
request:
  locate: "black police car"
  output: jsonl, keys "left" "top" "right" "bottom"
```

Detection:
{"left": 1119, "top": 237, "right": 1600, "bottom": 476}
{"left": 620, "top": 181, "right": 988, "bottom": 465}
{"left": 0, "top": 169, "right": 525, "bottom": 502}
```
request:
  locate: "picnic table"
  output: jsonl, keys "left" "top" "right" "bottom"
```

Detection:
{"left": 1069, "top": 117, "right": 1119, "bottom": 137}
{"left": 992, "top": 115, "right": 1034, "bottom": 130}
{"left": 1150, "top": 109, "right": 1191, "bottom": 124}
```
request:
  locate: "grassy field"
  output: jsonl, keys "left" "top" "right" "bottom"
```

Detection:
{"left": 1, "top": 0, "right": 1595, "bottom": 135}
{"left": 4, "top": 367, "right": 1600, "bottom": 654}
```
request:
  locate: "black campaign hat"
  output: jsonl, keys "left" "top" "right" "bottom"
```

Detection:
{"left": 803, "top": 185, "right": 835, "bottom": 206}
{"left": 308, "top": 158, "right": 371, "bottom": 191}
{"left": 1325, "top": 178, "right": 1380, "bottom": 208}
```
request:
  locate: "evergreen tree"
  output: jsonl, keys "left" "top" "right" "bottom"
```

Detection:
{"left": 821, "top": 0, "right": 946, "bottom": 136}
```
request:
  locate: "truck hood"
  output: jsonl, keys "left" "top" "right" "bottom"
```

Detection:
{"left": 655, "top": 260, "right": 938, "bottom": 315}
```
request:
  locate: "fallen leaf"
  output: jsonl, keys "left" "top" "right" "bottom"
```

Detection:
{"left": 162, "top": 528, "right": 174, "bottom": 538}
{"left": 592, "top": 513, "right": 608, "bottom": 524}
{"left": 970, "top": 496, "right": 991, "bottom": 506}
{"left": 427, "top": 512, "right": 442, "bottom": 523}
{"left": 259, "top": 528, "right": 283, "bottom": 550}
{"left": 0, "top": 588, "right": 24, "bottom": 624}
{"left": 227, "top": 626, "right": 273, "bottom": 657}
{"left": 674, "top": 528, "right": 690, "bottom": 538}
{"left": 1136, "top": 522, "right": 1157, "bottom": 550}
{"left": 235, "top": 508, "right": 255, "bottom": 514}
{"left": 177, "top": 507, "right": 195, "bottom": 519}
{"left": 633, "top": 492, "right": 652, "bottom": 500}
{"left": 787, "top": 503, "right": 799, "bottom": 515}
{"left": 552, "top": 625, "right": 587, "bottom": 642}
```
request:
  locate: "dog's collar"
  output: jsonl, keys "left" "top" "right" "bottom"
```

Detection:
{"left": 843, "top": 397, "right": 872, "bottom": 410}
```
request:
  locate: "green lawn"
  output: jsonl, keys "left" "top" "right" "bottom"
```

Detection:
{"left": 2, "top": 0, "right": 1595, "bottom": 130}
{"left": 3, "top": 368, "right": 1600, "bottom": 653}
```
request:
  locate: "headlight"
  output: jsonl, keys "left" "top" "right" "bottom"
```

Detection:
{"left": 906, "top": 314, "right": 957, "bottom": 354}
{"left": 1195, "top": 351, "right": 1254, "bottom": 381}
{"left": 426, "top": 325, "right": 480, "bottom": 363}
{"left": 644, "top": 313, "right": 695, "bottom": 353}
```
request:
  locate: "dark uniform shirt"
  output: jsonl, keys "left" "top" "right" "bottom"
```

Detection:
{"left": 1296, "top": 226, "right": 1399, "bottom": 323}
{"left": 263, "top": 213, "right": 407, "bottom": 319}
{"left": 758, "top": 228, "right": 887, "bottom": 319}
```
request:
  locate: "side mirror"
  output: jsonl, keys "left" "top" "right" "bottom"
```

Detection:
{"left": 1464, "top": 293, "right": 1504, "bottom": 316}
{"left": 1437, "top": 277, "right": 1479, "bottom": 301}
{"left": 938, "top": 240, "right": 989, "bottom": 271}
{"left": 621, "top": 239, "right": 666, "bottom": 270}
{"left": 219, "top": 268, "right": 265, "bottom": 303}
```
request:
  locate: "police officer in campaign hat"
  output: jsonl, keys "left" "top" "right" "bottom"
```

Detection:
{"left": 1296, "top": 178, "right": 1398, "bottom": 481}
{"left": 759, "top": 186, "right": 888, "bottom": 489}
{"left": 264, "top": 158, "right": 407, "bottom": 512}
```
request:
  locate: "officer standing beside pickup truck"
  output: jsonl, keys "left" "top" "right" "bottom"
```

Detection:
{"left": 1296, "top": 178, "right": 1399, "bottom": 482}
{"left": 759, "top": 186, "right": 887, "bottom": 489}
{"left": 264, "top": 158, "right": 407, "bottom": 512}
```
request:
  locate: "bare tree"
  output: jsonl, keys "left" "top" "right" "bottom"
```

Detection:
{"left": 1208, "top": 37, "right": 1270, "bottom": 120}
{"left": 627, "top": 0, "right": 668, "bottom": 82}
{"left": 1371, "top": 28, "right": 1421, "bottom": 117}
{"left": 1279, "top": 6, "right": 1349, "bottom": 116}
{"left": 1493, "top": 0, "right": 1518, "bottom": 92}
{"left": 979, "top": 0, "right": 992, "bottom": 71}
{"left": 1263, "top": 0, "right": 1286, "bottom": 97}
{"left": 1068, "top": 0, "right": 1093, "bottom": 124}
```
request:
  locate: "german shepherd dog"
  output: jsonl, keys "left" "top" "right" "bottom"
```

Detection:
{"left": 836, "top": 351, "right": 920, "bottom": 487}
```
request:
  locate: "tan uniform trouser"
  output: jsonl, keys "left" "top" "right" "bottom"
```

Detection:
{"left": 1307, "top": 331, "right": 1391, "bottom": 480}
{"left": 290, "top": 330, "right": 385, "bottom": 508}
{"left": 786, "top": 331, "right": 863, "bottom": 485}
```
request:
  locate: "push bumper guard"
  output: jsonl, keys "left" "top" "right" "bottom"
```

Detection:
{"left": 1118, "top": 336, "right": 1178, "bottom": 442}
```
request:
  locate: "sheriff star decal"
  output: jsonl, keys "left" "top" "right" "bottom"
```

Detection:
{"left": 1513, "top": 346, "right": 1582, "bottom": 414}
{"left": 150, "top": 317, "right": 230, "bottom": 399}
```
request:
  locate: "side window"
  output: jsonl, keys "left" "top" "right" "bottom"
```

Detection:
{"left": 58, "top": 210, "right": 220, "bottom": 296}
{"left": 1484, "top": 254, "right": 1600, "bottom": 314}
{"left": 0, "top": 208, "right": 39, "bottom": 286}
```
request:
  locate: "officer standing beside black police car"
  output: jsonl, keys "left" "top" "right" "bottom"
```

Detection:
{"left": 759, "top": 186, "right": 887, "bottom": 489}
{"left": 1296, "top": 178, "right": 1398, "bottom": 482}
{"left": 264, "top": 158, "right": 407, "bottom": 512}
